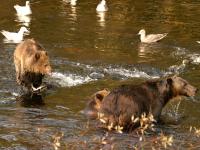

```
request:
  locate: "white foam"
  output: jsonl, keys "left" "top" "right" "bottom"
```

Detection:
{"left": 0, "top": 90, "right": 7, "bottom": 93}
{"left": 89, "top": 72, "right": 104, "bottom": 79}
{"left": 0, "top": 90, "right": 18, "bottom": 101}
{"left": 51, "top": 72, "right": 95, "bottom": 87}
{"left": 12, "top": 92, "right": 19, "bottom": 97}
{"left": 0, "top": 99, "right": 16, "bottom": 104}
{"left": 51, "top": 60, "right": 162, "bottom": 80}
{"left": 104, "top": 67, "right": 158, "bottom": 79}
{"left": 190, "top": 54, "right": 200, "bottom": 64}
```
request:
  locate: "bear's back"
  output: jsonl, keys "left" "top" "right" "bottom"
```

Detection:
{"left": 14, "top": 39, "right": 44, "bottom": 57}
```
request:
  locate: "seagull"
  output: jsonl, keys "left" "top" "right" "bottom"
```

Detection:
{"left": 70, "top": 0, "right": 77, "bottom": 6}
{"left": 138, "top": 29, "right": 167, "bottom": 43}
{"left": 197, "top": 41, "right": 200, "bottom": 44}
{"left": 14, "top": 1, "right": 32, "bottom": 16}
{"left": 1, "top": 27, "right": 29, "bottom": 43}
{"left": 62, "top": 0, "right": 77, "bottom": 6}
{"left": 96, "top": 0, "right": 108, "bottom": 12}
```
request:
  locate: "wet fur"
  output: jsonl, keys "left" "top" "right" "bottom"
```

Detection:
{"left": 14, "top": 39, "right": 51, "bottom": 90}
{"left": 84, "top": 89, "right": 110, "bottom": 119}
{"left": 100, "top": 76, "right": 197, "bottom": 130}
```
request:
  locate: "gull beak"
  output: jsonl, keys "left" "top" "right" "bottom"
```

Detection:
{"left": 24, "top": 30, "right": 30, "bottom": 35}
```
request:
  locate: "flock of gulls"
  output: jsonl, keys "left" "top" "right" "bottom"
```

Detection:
{"left": 1, "top": 0, "right": 199, "bottom": 44}
{"left": 1, "top": 1, "right": 31, "bottom": 43}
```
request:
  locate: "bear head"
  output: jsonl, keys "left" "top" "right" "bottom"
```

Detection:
{"left": 83, "top": 89, "right": 110, "bottom": 119}
{"left": 26, "top": 50, "right": 51, "bottom": 75}
{"left": 167, "top": 76, "right": 197, "bottom": 97}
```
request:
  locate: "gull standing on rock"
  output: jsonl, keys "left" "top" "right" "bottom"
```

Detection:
{"left": 14, "top": 1, "right": 32, "bottom": 16}
{"left": 138, "top": 29, "right": 167, "bottom": 43}
{"left": 1, "top": 27, "right": 29, "bottom": 43}
{"left": 96, "top": 0, "right": 108, "bottom": 12}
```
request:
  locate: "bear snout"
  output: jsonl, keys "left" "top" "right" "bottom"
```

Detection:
{"left": 82, "top": 109, "right": 98, "bottom": 119}
{"left": 45, "top": 67, "right": 52, "bottom": 75}
{"left": 185, "top": 86, "right": 198, "bottom": 97}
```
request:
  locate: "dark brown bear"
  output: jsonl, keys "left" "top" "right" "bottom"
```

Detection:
{"left": 83, "top": 89, "right": 110, "bottom": 119}
{"left": 14, "top": 39, "right": 51, "bottom": 92}
{"left": 98, "top": 76, "right": 197, "bottom": 131}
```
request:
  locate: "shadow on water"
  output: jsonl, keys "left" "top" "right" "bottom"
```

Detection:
{"left": 16, "top": 92, "right": 45, "bottom": 107}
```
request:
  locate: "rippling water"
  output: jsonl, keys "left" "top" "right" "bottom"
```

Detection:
{"left": 0, "top": 0, "right": 200, "bottom": 149}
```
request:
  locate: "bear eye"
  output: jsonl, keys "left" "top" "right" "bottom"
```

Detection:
{"left": 182, "top": 82, "right": 187, "bottom": 87}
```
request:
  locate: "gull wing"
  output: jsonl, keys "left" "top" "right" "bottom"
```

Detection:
{"left": 145, "top": 33, "right": 168, "bottom": 43}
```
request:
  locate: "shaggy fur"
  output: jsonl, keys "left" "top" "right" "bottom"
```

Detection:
{"left": 14, "top": 39, "right": 51, "bottom": 91}
{"left": 98, "top": 76, "right": 197, "bottom": 130}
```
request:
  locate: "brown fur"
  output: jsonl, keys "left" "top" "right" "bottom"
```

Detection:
{"left": 84, "top": 89, "right": 110, "bottom": 119}
{"left": 14, "top": 39, "right": 51, "bottom": 90}
{"left": 97, "top": 76, "right": 197, "bottom": 131}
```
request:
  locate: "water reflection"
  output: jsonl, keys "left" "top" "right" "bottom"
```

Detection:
{"left": 138, "top": 43, "right": 157, "bottom": 62}
{"left": 70, "top": 5, "right": 77, "bottom": 21}
{"left": 63, "top": 0, "right": 77, "bottom": 7}
{"left": 16, "top": 93, "right": 44, "bottom": 107}
{"left": 15, "top": 15, "right": 31, "bottom": 27}
{"left": 62, "top": 0, "right": 77, "bottom": 21}
{"left": 97, "top": 12, "right": 106, "bottom": 27}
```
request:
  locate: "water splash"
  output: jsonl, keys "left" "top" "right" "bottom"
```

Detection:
{"left": 188, "top": 54, "right": 200, "bottom": 64}
{"left": 50, "top": 72, "right": 95, "bottom": 87}
{"left": 166, "top": 59, "right": 188, "bottom": 75}
{"left": 104, "top": 67, "right": 159, "bottom": 79}
{"left": 53, "top": 58, "right": 162, "bottom": 79}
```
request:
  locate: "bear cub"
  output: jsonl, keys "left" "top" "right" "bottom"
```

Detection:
{"left": 85, "top": 76, "right": 197, "bottom": 131}
{"left": 14, "top": 39, "right": 51, "bottom": 92}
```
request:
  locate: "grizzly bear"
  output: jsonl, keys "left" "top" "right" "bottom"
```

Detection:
{"left": 14, "top": 39, "right": 51, "bottom": 92}
{"left": 85, "top": 76, "right": 197, "bottom": 131}
{"left": 83, "top": 89, "right": 110, "bottom": 119}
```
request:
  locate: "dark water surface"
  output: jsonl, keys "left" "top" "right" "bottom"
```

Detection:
{"left": 0, "top": 0, "right": 200, "bottom": 149}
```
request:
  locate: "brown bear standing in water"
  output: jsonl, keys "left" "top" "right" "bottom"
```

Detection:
{"left": 83, "top": 89, "right": 110, "bottom": 119}
{"left": 14, "top": 39, "right": 51, "bottom": 92}
{"left": 85, "top": 76, "right": 197, "bottom": 131}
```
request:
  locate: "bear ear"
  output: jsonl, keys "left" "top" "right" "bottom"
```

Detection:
{"left": 96, "top": 93, "right": 104, "bottom": 101}
{"left": 35, "top": 52, "right": 40, "bottom": 60}
{"left": 41, "top": 51, "right": 47, "bottom": 56}
{"left": 167, "top": 77, "right": 173, "bottom": 85}
{"left": 104, "top": 88, "right": 109, "bottom": 92}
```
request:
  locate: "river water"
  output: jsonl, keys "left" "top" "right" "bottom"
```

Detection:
{"left": 0, "top": 0, "right": 200, "bottom": 149}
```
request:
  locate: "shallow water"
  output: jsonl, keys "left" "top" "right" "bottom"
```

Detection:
{"left": 0, "top": 0, "right": 200, "bottom": 149}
